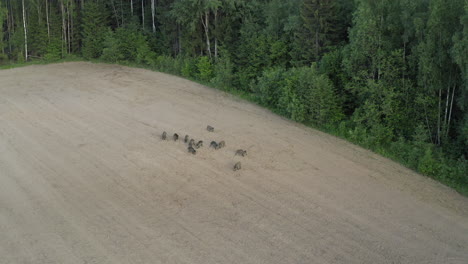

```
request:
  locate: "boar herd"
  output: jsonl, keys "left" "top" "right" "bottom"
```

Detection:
{"left": 162, "top": 125, "right": 246, "bottom": 171}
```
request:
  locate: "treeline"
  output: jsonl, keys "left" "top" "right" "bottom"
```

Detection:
{"left": 1, "top": 0, "right": 467, "bottom": 193}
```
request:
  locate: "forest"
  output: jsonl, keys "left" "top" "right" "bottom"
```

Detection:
{"left": 0, "top": 0, "right": 467, "bottom": 194}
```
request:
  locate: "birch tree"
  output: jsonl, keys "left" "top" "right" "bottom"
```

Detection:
{"left": 141, "top": 0, "right": 144, "bottom": 30}
{"left": 110, "top": 0, "right": 120, "bottom": 27}
{"left": 45, "top": 0, "right": 49, "bottom": 38}
{"left": 22, "top": 0, "right": 27, "bottom": 60}
{"left": 151, "top": 0, "right": 155, "bottom": 33}
{"left": 417, "top": 0, "right": 464, "bottom": 144}
{"left": 171, "top": 0, "right": 222, "bottom": 58}
{"left": 201, "top": 8, "right": 211, "bottom": 58}
{"left": 60, "top": 0, "right": 66, "bottom": 56}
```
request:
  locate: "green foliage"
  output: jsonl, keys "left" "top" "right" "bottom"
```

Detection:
{"left": 418, "top": 146, "right": 439, "bottom": 176}
{"left": 10, "top": 30, "right": 25, "bottom": 62}
{"left": 0, "top": 1, "right": 7, "bottom": 55}
{"left": 44, "top": 3, "right": 65, "bottom": 60}
{"left": 319, "top": 48, "right": 354, "bottom": 115}
{"left": 0, "top": 53, "right": 7, "bottom": 65}
{"left": 44, "top": 38, "right": 62, "bottom": 61}
{"left": 235, "top": 29, "right": 272, "bottom": 89}
{"left": 136, "top": 41, "right": 157, "bottom": 66}
{"left": 154, "top": 55, "right": 187, "bottom": 75}
{"left": 298, "top": 0, "right": 340, "bottom": 62}
{"left": 101, "top": 26, "right": 156, "bottom": 65}
{"left": 181, "top": 57, "right": 197, "bottom": 78}
{"left": 289, "top": 66, "right": 344, "bottom": 125}
{"left": 211, "top": 54, "right": 234, "bottom": 89}
{"left": 451, "top": 2, "right": 468, "bottom": 113}
{"left": 28, "top": 12, "right": 48, "bottom": 57}
{"left": 254, "top": 65, "right": 343, "bottom": 124}
{"left": 269, "top": 40, "right": 289, "bottom": 67}
{"left": 415, "top": 0, "right": 465, "bottom": 145}
{"left": 254, "top": 67, "right": 288, "bottom": 107}
{"left": 196, "top": 56, "right": 214, "bottom": 82}
{"left": 82, "top": 1, "right": 108, "bottom": 59}
{"left": 101, "top": 29, "right": 123, "bottom": 62}
{"left": 278, "top": 83, "right": 306, "bottom": 122}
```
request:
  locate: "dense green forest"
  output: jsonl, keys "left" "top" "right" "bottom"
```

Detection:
{"left": 1, "top": 0, "right": 467, "bottom": 194}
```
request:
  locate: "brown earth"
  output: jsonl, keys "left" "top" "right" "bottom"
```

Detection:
{"left": 0, "top": 62, "right": 467, "bottom": 264}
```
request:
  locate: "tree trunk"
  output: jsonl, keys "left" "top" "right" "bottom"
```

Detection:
{"left": 131, "top": 0, "right": 133, "bottom": 16}
{"left": 214, "top": 9, "right": 218, "bottom": 59}
{"left": 8, "top": 0, "right": 14, "bottom": 34}
{"left": 437, "top": 89, "right": 442, "bottom": 145}
{"left": 444, "top": 83, "right": 451, "bottom": 131}
{"left": 214, "top": 36, "right": 218, "bottom": 59}
{"left": 177, "top": 23, "right": 182, "bottom": 55}
{"left": 70, "top": 1, "right": 74, "bottom": 52}
{"left": 422, "top": 102, "right": 434, "bottom": 144}
{"left": 22, "top": 0, "right": 27, "bottom": 61}
{"left": 37, "top": 0, "right": 41, "bottom": 24}
{"left": 120, "top": 0, "right": 124, "bottom": 25}
{"left": 45, "top": 0, "right": 50, "bottom": 39}
{"left": 151, "top": 0, "right": 155, "bottom": 33}
{"left": 447, "top": 84, "right": 456, "bottom": 137}
{"left": 61, "top": 0, "right": 66, "bottom": 56}
{"left": 111, "top": 0, "right": 120, "bottom": 27}
{"left": 67, "top": 2, "right": 71, "bottom": 53}
{"left": 141, "top": 0, "right": 144, "bottom": 30}
{"left": 201, "top": 11, "right": 211, "bottom": 58}
{"left": 7, "top": 0, "right": 12, "bottom": 53}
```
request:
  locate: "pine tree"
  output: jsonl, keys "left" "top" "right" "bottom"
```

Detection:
{"left": 81, "top": 1, "right": 108, "bottom": 59}
{"left": 21, "top": 0, "right": 27, "bottom": 61}
{"left": 297, "top": 0, "right": 339, "bottom": 63}
{"left": 28, "top": 3, "right": 48, "bottom": 58}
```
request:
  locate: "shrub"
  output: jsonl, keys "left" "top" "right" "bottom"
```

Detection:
{"left": 0, "top": 53, "right": 8, "bottom": 65}
{"left": 136, "top": 43, "right": 157, "bottom": 66}
{"left": 418, "top": 146, "right": 439, "bottom": 176}
{"left": 155, "top": 55, "right": 177, "bottom": 74}
{"left": 253, "top": 67, "right": 287, "bottom": 107}
{"left": 101, "top": 30, "right": 123, "bottom": 62}
{"left": 278, "top": 83, "right": 306, "bottom": 122}
{"left": 16, "top": 51, "right": 25, "bottom": 63}
{"left": 211, "top": 55, "right": 234, "bottom": 89}
{"left": 252, "top": 65, "right": 344, "bottom": 125}
{"left": 81, "top": 1, "right": 107, "bottom": 59}
{"left": 196, "top": 56, "right": 214, "bottom": 82}
{"left": 181, "top": 57, "right": 197, "bottom": 78}
{"left": 44, "top": 38, "right": 62, "bottom": 61}
{"left": 291, "top": 66, "right": 344, "bottom": 125}
{"left": 101, "top": 26, "right": 155, "bottom": 65}
{"left": 154, "top": 55, "right": 188, "bottom": 75}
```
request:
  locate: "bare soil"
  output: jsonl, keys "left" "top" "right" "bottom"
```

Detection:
{"left": 0, "top": 62, "right": 467, "bottom": 264}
